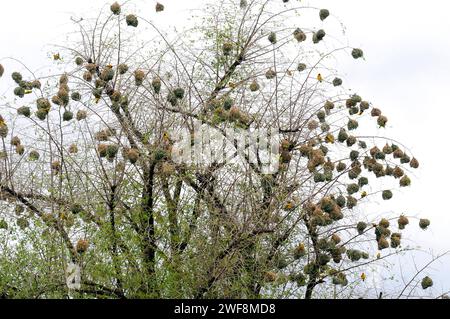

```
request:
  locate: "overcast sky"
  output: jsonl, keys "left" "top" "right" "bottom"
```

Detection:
{"left": 1, "top": 0, "right": 449, "bottom": 296}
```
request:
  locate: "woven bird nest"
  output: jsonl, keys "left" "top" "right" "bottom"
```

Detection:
{"left": 126, "top": 14, "right": 139, "bottom": 27}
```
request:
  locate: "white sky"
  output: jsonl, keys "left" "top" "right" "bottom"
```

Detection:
{"left": 1, "top": 0, "right": 449, "bottom": 296}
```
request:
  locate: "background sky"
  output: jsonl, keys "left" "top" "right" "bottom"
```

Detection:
{"left": 1, "top": 0, "right": 449, "bottom": 297}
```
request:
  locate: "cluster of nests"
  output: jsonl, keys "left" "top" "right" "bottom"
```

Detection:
{"left": 208, "top": 98, "right": 252, "bottom": 128}
{"left": 10, "top": 71, "right": 41, "bottom": 98}
{"left": 110, "top": 1, "right": 164, "bottom": 22}
{"left": 301, "top": 196, "right": 348, "bottom": 229}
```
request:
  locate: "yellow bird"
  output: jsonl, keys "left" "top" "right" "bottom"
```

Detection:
{"left": 361, "top": 273, "right": 366, "bottom": 281}
{"left": 24, "top": 89, "right": 33, "bottom": 95}
{"left": 361, "top": 191, "right": 367, "bottom": 198}
{"left": 53, "top": 53, "right": 62, "bottom": 61}
{"left": 376, "top": 252, "right": 381, "bottom": 259}
{"left": 317, "top": 73, "right": 323, "bottom": 82}
{"left": 325, "top": 133, "right": 335, "bottom": 144}
{"left": 94, "top": 97, "right": 101, "bottom": 104}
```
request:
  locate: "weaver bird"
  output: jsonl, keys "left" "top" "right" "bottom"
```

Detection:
{"left": 53, "top": 53, "right": 62, "bottom": 61}
{"left": 361, "top": 273, "right": 366, "bottom": 281}
{"left": 317, "top": 73, "right": 323, "bottom": 82}
{"left": 361, "top": 191, "right": 368, "bottom": 198}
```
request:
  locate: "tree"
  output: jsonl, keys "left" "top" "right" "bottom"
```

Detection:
{"left": 0, "top": 0, "right": 438, "bottom": 299}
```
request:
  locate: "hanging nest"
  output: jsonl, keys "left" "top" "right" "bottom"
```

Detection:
{"left": 348, "top": 166, "right": 361, "bottom": 180}
{"left": 332, "top": 273, "right": 348, "bottom": 286}
{"left": 346, "top": 135, "right": 356, "bottom": 147}
{"left": 280, "top": 150, "right": 292, "bottom": 164}
{"left": 240, "top": 0, "right": 248, "bottom": 9}
{"left": 31, "top": 80, "right": 41, "bottom": 89}
{"left": 75, "top": 57, "right": 84, "bottom": 66}
{"left": 100, "top": 67, "right": 115, "bottom": 82}
{"left": 336, "top": 195, "right": 346, "bottom": 208}
{"left": 337, "top": 129, "right": 348, "bottom": 143}
{"left": 133, "top": 69, "right": 145, "bottom": 86}
{"left": 358, "top": 177, "right": 368, "bottom": 188}
{"left": 345, "top": 99, "right": 357, "bottom": 108}
{"left": 11, "top": 136, "right": 21, "bottom": 146}
{"left": 313, "top": 172, "right": 325, "bottom": 183}
{"left": 69, "top": 91, "right": 81, "bottom": 102}
{"left": 299, "top": 144, "right": 312, "bottom": 157}
{"left": 14, "top": 87, "right": 25, "bottom": 98}
{"left": 356, "top": 221, "right": 367, "bottom": 235}
{"left": 307, "top": 120, "right": 319, "bottom": 131}
{"left": 69, "top": 144, "right": 78, "bottom": 154}
{"left": 392, "top": 148, "right": 404, "bottom": 159}
{"left": 63, "top": 110, "right": 73, "bottom": 121}
{"left": 28, "top": 150, "right": 40, "bottom": 161}
{"left": 377, "top": 115, "right": 388, "bottom": 127}
{"left": 316, "top": 110, "right": 326, "bottom": 123}
{"left": 360, "top": 101, "right": 370, "bottom": 111}
{"left": 319, "top": 9, "right": 330, "bottom": 21}
{"left": 173, "top": 88, "right": 185, "bottom": 99}
{"left": 371, "top": 108, "right": 381, "bottom": 117}
{"left": 126, "top": 14, "right": 139, "bottom": 27}
{"left": 421, "top": 276, "right": 433, "bottom": 290}
{"left": 410, "top": 157, "right": 419, "bottom": 169}
{"left": 400, "top": 154, "right": 411, "bottom": 164}
{"left": 390, "top": 233, "right": 401, "bottom": 248}
{"left": 106, "top": 144, "right": 119, "bottom": 161}
{"left": 313, "top": 29, "right": 326, "bottom": 44}
{"left": 324, "top": 101, "right": 335, "bottom": 111}
{"left": 86, "top": 63, "right": 97, "bottom": 74}
{"left": 268, "top": 32, "right": 277, "bottom": 44}
{"left": 297, "top": 63, "right": 307, "bottom": 72}
{"left": 347, "top": 119, "right": 358, "bottom": 130}
{"left": 320, "top": 197, "right": 335, "bottom": 213}
{"left": 351, "top": 48, "right": 364, "bottom": 59}
{"left": 378, "top": 237, "right": 389, "bottom": 250}
{"left": 381, "top": 143, "right": 392, "bottom": 155}
{"left": 317, "top": 253, "right": 331, "bottom": 266}
{"left": 17, "top": 106, "right": 31, "bottom": 117}
{"left": 331, "top": 234, "right": 341, "bottom": 245}
{"left": 392, "top": 166, "right": 404, "bottom": 179}
{"left": 16, "top": 218, "right": 29, "bottom": 230}
{"left": 399, "top": 175, "right": 411, "bottom": 187}
{"left": 419, "top": 218, "right": 430, "bottom": 230}
{"left": 358, "top": 141, "right": 367, "bottom": 149}
{"left": 222, "top": 42, "right": 233, "bottom": 56}
{"left": 293, "top": 28, "right": 307, "bottom": 42}
{"left": 97, "top": 144, "right": 108, "bottom": 158}
{"left": 347, "top": 249, "right": 362, "bottom": 262}
{"left": 82, "top": 71, "right": 92, "bottom": 82}
{"left": 332, "top": 77, "right": 342, "bottom": 87}
{"left": 51, "top": 161, "right": 61, "bottom": 173}
{"left": 382, "top": 190, "right": 393, "bottom": 200}
{"left": 293, "top": 243, "right": 306, "bottom": 260}
{"left": 0, "top": 64, "right": 4, "bottom": 77}
{"left": 151, "top": 77, "right": 162, "bottom": 94}
{"left": 347, "top": 183, "right": 359, "bottom": 195}
{"left": 59, "top": 74, "right": 69, "bottom": 85}
{"left": 156, "top": 2, "right": 165, "bottom": 12}
{"left": 35, "top": 109, "right": 47, "bottom": 121}
{"left": 124, "top": 148, "right": 140, "bottom": 164}
{"left": 347, "top": 196, "right": 357, "bottom": 209}
{"left": 349, "top": 150, "right": 359, "bottom": 162}
{"left": 76, "top": 110, "right": 87, "bottom": 121}
{"left": 265, "top": 69, "right": 277, "bottom": 80}
{"left": 249, "top": 80, "right": 260, "bottom": 92}
{"left": 92, "top": 88, "right": 103, "bottom": 99}
{"left": 336, "top": 162, "right": 346, "bottom": 173}
{"left": 76, "top": 239, "right": 89, "bottom": 254}
{"left": 11, "top": 72, "right": 22, "bottom": 84}
{"left": 110, "top": 2, "right": 121, "bottom": 15}
{"left": 15, "top": 145, "right": 25, "bottom": 155}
